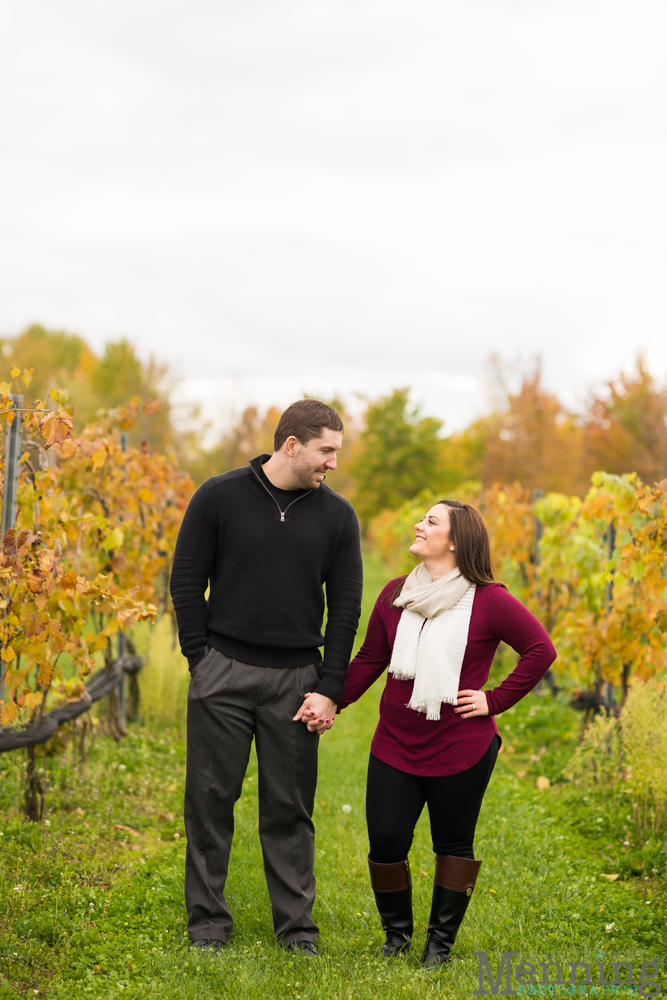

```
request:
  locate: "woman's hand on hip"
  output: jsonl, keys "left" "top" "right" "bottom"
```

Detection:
{"left": 454, "top": 689, "right": 489, "bottom": 719}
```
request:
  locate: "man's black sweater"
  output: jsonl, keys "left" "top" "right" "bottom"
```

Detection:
{"left": 169, "top": 455, "right": 363, "bottom": 704}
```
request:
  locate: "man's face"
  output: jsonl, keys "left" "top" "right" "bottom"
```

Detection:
{"left": 288, "top": 428, "right": 342, "bottom": 489}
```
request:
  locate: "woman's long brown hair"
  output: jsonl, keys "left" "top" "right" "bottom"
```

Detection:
{"left": 389, "top": 499, "right": 503, "bottom": 602}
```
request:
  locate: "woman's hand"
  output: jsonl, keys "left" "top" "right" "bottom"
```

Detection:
{"left": 295, "top": 692, "right": 337, "bottom": 733}
{"left": 454, "top": 689, "right": 489, "bottom": 719}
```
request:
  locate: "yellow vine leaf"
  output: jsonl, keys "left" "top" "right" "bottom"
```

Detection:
{"left": 0, "top": 701, "right": 18, "bottom": 725}
{"left": 91, "top": 447, "right": 107, "bottom": 469}
{"left": 24, "top": 691, "right": 43, "bottom": 709}
{"left": 103, "top": 527, "right": 124, "bottom": 552}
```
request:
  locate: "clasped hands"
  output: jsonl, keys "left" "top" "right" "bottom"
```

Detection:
{"left": 294, "top": 687, "right": 488, "bottom": 734}
{"left": 293, "top": 692, "right": 337, "bottom": 734}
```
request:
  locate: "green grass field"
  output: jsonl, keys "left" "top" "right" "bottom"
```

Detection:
{"left": 1, "top": 553, "right": 665, "bottom": 998}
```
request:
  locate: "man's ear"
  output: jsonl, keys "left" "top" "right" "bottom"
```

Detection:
{"left": 284, "top": 435, "right": 301, "bottom": 458}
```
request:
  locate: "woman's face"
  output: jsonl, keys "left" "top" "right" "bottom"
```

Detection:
{"left": 409, "top": 504, "right": 454, "bottom": 562}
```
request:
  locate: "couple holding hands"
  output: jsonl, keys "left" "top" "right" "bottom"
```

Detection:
{"left": 170, "top": 399, "right": 556, "bottom": 970}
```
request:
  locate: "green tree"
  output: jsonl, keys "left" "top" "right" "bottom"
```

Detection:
{"left": 91, "top": 339, "right": 174, "bottom": 452}
{"left": 438, "top": 418, "right": 490, "bottom": 491}
{"left": 0, "top": 324, "right": 98, "bottom": 423}
{"left": 350, "top": 388, "right": 445, "bottom": 526}
{"left": 1, "top": 327, "right": 175, "bottom": 454}
{"left": 91, "top": 339, "right": 145, "bottom": 404}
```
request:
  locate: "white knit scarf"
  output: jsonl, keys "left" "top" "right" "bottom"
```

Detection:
{"left": 388, "top": 564, "right": 476, "bottom": 721}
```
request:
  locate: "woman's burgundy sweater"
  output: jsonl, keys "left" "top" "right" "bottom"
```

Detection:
{"left": 338, "top": 579, "right": 557, "bottom": 776}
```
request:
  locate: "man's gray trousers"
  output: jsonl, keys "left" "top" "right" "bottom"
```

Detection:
{"left": 184, "top": 647, "right": 321, "bottom": 946}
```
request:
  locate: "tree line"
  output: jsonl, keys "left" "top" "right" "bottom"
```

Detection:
{"left": 4, "top": 326, "right": 666, "bottom": 528}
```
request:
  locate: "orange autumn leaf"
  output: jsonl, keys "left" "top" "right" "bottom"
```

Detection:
{"left": 37, "top": 661, "right": 55, "bottom": 686}
{"left": 20, "top": 606, "right": 47, "bottom": 638}
{"left": 46, "top": 539, "right": 63, "bottom": 594}
{"left": 142, "top": 398, "right": 160, "bottom": 416}
{"left": 2, "top": 528, "right": 35, "bottom": 575}
{"left": 39, "top": 410, "right": 74, "bottom": 449}
{"left": 25, "top": 571, "right": 45, "bottom": 594}
{"left": 59, "top": 570, "right": 79, "bottom": 591}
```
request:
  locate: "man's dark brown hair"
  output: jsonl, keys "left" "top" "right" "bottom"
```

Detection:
{"left": 273, "top": 399, "right": 344, "bottom": 452}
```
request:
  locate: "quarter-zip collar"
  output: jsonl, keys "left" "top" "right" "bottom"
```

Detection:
{"left": 249, "top": 454, "right": 313, "bottom": 523}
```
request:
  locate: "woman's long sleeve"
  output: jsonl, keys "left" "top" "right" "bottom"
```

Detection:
{"left": 338, "top": 598, "right": 392, "bottom": 710}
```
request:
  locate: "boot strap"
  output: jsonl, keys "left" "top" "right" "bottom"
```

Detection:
{"left": 368, "top": 856, "right": 412, "bottom": 892}
{"left": 434, "top": 855, "right": 482, "bottom": 895}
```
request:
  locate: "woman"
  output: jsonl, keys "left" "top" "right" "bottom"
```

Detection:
{"left": 337, "top": 500, "right": 556, "bottom": 969}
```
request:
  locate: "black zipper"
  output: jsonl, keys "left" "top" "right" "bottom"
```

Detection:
{"left": 251, "top": 467, "right": 312, "bottom": 522}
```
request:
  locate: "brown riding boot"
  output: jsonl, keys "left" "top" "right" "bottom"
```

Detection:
{"left": 367, "top": 856, "right": 413, "bottom": 957}
{"left": 421, "top": 855, "right": 482, "bottom": 970}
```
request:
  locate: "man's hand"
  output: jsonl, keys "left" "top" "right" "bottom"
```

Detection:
{"left": 293, "top": 692, "right": 337, "bottom": 734}
{"left": 454, "top": 689, "right": 489, "bottom": 719}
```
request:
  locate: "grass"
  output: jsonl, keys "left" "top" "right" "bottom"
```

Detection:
{"left": 1, "top": 552, "right": 666, "bottom": 998}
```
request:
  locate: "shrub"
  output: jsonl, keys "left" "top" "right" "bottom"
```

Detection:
{"left": 565, "top": 677, "right": 667, "bottom": 839}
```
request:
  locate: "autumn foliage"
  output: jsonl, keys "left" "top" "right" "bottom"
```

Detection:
{"left": 0, "top": 369, "right": 192, "bottom": 732}
{"left": 371, "top": 473, "right": 667, "bottom": 697}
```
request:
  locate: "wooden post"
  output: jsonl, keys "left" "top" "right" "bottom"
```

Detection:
{"left": 0, "top": 395, "right": 22, "bottom": 703}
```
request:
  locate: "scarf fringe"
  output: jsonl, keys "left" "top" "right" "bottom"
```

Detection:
{"left": 407, "top": 693, "right": 458, "bottom": 720}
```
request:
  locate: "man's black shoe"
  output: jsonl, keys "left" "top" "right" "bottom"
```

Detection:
{"left": 284, "top": 940, "right": 319, "bottom": 957}
{"left": 191, "top": 938, "right": 223, "bottom": 954}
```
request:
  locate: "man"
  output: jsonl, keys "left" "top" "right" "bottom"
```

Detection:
{"left": 170, "top": 398, "right": 363, "bottom": 955}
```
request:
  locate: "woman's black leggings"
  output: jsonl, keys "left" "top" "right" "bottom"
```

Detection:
{"left": 366, "top": 734, "right": 500, "bottom": 863}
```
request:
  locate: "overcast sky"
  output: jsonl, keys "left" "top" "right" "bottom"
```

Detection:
{"left": 1, "top": 0, "right": 665, "bottom": 433}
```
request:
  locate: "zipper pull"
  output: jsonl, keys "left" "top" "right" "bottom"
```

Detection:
{"left": 280, "top": 512, "right": 285, "bottom": 522}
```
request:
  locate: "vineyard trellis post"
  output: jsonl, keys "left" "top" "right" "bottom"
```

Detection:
{"left": 116, "top": 431, "right": 129, "bottom": 730}
{"left": 605, "top": 520, "right": 618, "bottom": 710}
{"left": 533, "top": 487, "right": 543, "bottom": 573}
{"left": 605, "top": 520, "right": 616, "bottom": 613}
{"left": 532, "top": 488, "right": 546, "bottom": 693}
{"left": 532, "top": 486, "right": 541, "bottom": 696}
{"left": 0, "top": 395, "right": 22, "bottom": 704}
{"left": 532, "top": 487, "right": 559, "bottom": 696}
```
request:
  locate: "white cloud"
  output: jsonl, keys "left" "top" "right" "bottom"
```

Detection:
{"left": 0, "top": 0, "right": 665, "bottom": 433}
